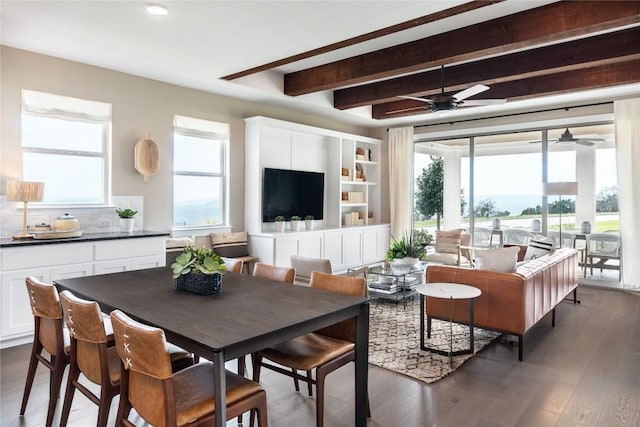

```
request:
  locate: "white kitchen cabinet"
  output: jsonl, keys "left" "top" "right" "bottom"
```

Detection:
{"left": 0, "top": 234, "right": 167, "bottom": 348}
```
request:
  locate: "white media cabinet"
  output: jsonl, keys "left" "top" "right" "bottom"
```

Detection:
{"left": 244, "top": 116, "right": 389, "bottom": 270}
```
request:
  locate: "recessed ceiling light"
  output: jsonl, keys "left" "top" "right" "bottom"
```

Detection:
{"left": 145, "top": 3, "right": 168, "bottom": 16}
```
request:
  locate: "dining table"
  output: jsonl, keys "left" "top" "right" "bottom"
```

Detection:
{"left": 54, "top": 267, "right": 370, "bottom": 427}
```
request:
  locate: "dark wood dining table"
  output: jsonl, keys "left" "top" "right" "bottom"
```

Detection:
{"left": 54, "top": 267, "right": 370, "bottom": 427}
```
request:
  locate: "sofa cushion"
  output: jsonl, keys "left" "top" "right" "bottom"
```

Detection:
{"left": 435, "top": 229, "right": 462, "bottom": 254}
{"left": 524, "top": 236, "right": 555, "bottom": 260}
{"left": 474, "top": 245, "right": 520, "bottom": 272}
{"left": 425, "top": 252, "right": 468, "bottom": 266}
{"left": 211, "top": 232, "right": 249, "bottom": 257}
{"left": 166, "top": 236, "right": 194, "bottom": 249}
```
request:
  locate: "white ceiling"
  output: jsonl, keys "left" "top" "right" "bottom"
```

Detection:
{"left": 1, "top": 0, "right": 638, "bottom": 129}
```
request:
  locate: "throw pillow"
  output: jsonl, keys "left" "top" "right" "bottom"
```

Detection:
{"left": 474, "top": 246, "right": 520, "bottom": 272}
{"left": 211, "top": 232, "right": 249, "bottom": 257}
{"left": 523, "top": 236, "right": 555, "bottom": 260}
{"left": 435, "top": 229, "right": 463, "bottom": 254}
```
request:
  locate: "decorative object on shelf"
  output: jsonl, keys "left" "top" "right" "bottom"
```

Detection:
{"left": 171, "top": 246, "right": 226, "bottom": 295}
{"left": 290, "top": 215, "right": 302, "bottom": 231}
{"left": 341, "top": 167, "right": 350, "bottom": 181}
{"left": 492, "top": 218, "right": 501, "bottom": 230}
{"left": 30, "top": 212, "right": 85, "bottom": 240}
{"left": 53, "top": 213, "right": 80, "bottom": 231}
{"left": 134, "top": 131, "right": 159, "bottom": 182}
{"left": 116, "top": 208, "right": 138, "bottom": 233}
{"left": 355, "top": 163, "right": 365, "bottom": 181}
{"left": 6, "top": 180, "right": 44, "bottom": 240}
{"left": 274, "top": 215, "right": 286, "bottom": 232}
{"left": 581, "top": 221, "right": 591, "bottom": 234}
{"left": 356, "top": 147, "right": 365, "bottom": 160}
{"left": 386, "top": 231, "right": 428, "bottom": 262}
{"left": 305, "top": 215, "right": 315, "bottom": 230}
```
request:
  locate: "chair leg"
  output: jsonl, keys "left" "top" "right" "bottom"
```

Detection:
{"left": 20, "top": 341, "right": 42, "bottom": 415}
{"left": 292, "top": 368, "right": 300, "bottom": 392}
{"left": 46, "top": 354, "right": 67, "bottom": 427}
{"left": 315, "top": 368, "right": 327, "bottom": 427}
{"left": 60, "top": 364, "right": 80, "bottom": 427}
{"left": 306, "top": 370, "right": 313, "bottom": 397}
{"left": 251, "top": 353, "right": 262, "bottom": 382}
{"left": 97, "top": 387, "right": 117, "bottom": 427}
{"left": 237, "top": 356, "right": 246, "bottom": 424}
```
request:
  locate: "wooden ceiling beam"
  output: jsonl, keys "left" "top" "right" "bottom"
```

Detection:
{"left": 335, "top": 27, "right": 640, "bottom": 109}
{"left": 372, "top": 59, "right": 640, "bottom": 119}
{"left": 285, "top": 1, "right": 640, "bottom": 96}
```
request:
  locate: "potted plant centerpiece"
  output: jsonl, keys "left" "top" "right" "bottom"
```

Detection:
{"left": 115, "top": 208, "right": 138, "bottom": 233}
{"left": 305, "top": 215, "right": 315, "bottom": 230}
{"left": 171, "top": 246, "right": 226, "bottom": 295}
{"left": 290, "top": 215, "right": 302, "bottom": 231}
{"left": 386, "top": 231, "right": 428, "bottom": 267}
{"left": 274, "top": 215, "right": 286, "bottom": 232}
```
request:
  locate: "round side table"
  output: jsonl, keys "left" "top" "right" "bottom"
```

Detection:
{"left": 415, "top": 283, "right": 481, "bottom": 365}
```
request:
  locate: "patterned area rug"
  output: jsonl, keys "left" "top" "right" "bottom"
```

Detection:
{"left": 369, "top": 297, "right": 501, "bottom": 383}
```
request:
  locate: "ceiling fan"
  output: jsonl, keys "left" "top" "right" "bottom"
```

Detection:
{"left": 391, "top": 65, "right": 507, "bottom": 114}
{"left": 531, "top": 128, "right": 605, "bottom": 147}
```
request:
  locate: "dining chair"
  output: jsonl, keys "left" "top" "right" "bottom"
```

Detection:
{"left": 20, "top": 276, "right": 69, "bottom": 427}
{"left": 252, "top": 271, "right": 370, "bottom": 427}
{"left": 585, "top": 232, "right": 621, "bottom": 280}
{"left": 290, "top": 255, "right": 332, "bottom": 284}
{"left": 59, "top": 290, "right": 120, "bottom": 427}
{"left": 252, "top": 262, "right": 295, "bottom": 283}
{"left": 110, "top": 309, "right": 268, "bottom": 427}
{"left": 222, "top": 256, "right": 244, "bottom": 273}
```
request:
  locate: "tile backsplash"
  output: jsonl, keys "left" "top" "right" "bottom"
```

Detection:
{"left": 0, "top": 196, "right": 143, "bottom": 238}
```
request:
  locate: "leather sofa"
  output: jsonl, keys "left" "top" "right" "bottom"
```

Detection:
{"left": 425, "top": 247, "right": 579, "bottom": 360}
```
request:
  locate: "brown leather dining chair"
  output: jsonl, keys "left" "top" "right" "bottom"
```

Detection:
{"left": 222, "top": 256, "right": 244, "bottom": 273}
{"left": 252, "top": 262, "right": 296, "bottom": 283}
{"left": 110, "top": 309, "right": 268, "bottom": 427}
{"left": 252, "top": 271, "right": 370, "bottom": 427}
{"left": 20, "top": 276, "right": 69, "bottom": 427}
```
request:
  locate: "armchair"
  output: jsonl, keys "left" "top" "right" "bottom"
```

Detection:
{"left": 424, "top": 229, "right": 472, "bottom": 267}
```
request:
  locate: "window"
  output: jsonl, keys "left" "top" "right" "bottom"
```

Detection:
{"left": 21, "top": 90, "right": 111, "bottom": 205}
{"left": 173, "top": 115, "right": 228, "bottom": 228}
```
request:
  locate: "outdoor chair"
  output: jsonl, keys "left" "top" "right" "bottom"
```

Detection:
{"left": 585, "top": 232, "right": 621, "bottom": 280}
{"left": 503, "top": 228, "right": 531, "bottom": 245}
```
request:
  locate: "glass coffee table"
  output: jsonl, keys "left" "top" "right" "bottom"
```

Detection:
{"left": 367, "top": 262, "right": 430, "bottom": 307}
{"left": 416, "top": 282, "right": 482, "bottom": 366}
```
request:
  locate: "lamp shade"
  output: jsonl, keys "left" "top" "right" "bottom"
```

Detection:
{"left": 543, "top": 181, "right": 578, "bottom": 196}
{"left": 6, "top": 180, "right": 44, "bottom": 202}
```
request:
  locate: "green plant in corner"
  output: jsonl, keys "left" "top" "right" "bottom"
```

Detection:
{"left": 115, "top": 208, "right": 138, "bottom": 218}
{"left": 170, "top": 246, "right": 226, "bottom": 279}
{"left": 385, "top": 231, "right": 426, "bottom": 261}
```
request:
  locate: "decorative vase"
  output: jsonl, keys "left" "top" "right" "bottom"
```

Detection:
{"left": 119, "top": 218, "right": 134, "bottom": 233}
{"left": 531, "top": 219, "right": 541, "bottom": 233}
{"left": 174, "top": 272, "right": 222, "bottom": 295}
{"left": 581, "top": 221, "right": 591, "bottom": 234}
{"left": 275, "top": 221, "right": 285, "bottom": 233}
{"left": 305, "top": 219, "right": 314, "bottom": 230}
{"left": 492, "top": 218, "right": 501, "bottom": 229}
{"left": 291, "top": 220, "right": 302, "bottom": 232}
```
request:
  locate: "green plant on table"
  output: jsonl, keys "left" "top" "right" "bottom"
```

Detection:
{"left": 115, "top": 208, "right": 138, "bottom": 218}
{"left": 171, "top": 246, "right": 226, "bottom": 279}
{"left": 385, "top": 231, "right": 426, "bottom": 261}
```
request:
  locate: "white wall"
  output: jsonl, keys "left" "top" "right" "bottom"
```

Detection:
{"left": 0, "top": 46, "right": 383, "bottom": 236}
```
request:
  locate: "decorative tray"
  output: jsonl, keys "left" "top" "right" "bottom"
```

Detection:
{"left": 32, "top": 229, "right": 84, "bottom": 240}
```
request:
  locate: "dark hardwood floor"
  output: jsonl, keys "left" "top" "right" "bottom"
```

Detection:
{"left": 2, "top": 285, "right": 638, "bottom": 426}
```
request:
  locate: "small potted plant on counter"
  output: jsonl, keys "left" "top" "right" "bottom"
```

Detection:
{"left": 305, "top": 215, "right": 315, "bottom": 230}
{"left": 115, "top": 208, "right": 138, "bottom": 233}
{"left": 274, "top": 215, "right": 286, "bottom": 232}
{"left": 290, "top": 215, "right": 302, "bottom": 231}
{"left": 171, "top": 246, "right": 226, "bottom": 295}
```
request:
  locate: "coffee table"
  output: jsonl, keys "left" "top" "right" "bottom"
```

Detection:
{"left": 416, "top": 282, "right": 481, "bottom": 365}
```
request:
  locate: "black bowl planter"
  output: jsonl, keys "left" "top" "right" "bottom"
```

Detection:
{"left": 174, "top": 272, "right": 222, "bottom": 295}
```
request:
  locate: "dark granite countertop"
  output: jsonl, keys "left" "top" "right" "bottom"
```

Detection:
{"left": 0, "top": 230, "right": 170, "bottom": 248}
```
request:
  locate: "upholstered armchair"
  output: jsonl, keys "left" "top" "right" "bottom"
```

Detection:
{"left": 424, "top": 229, "right": 472, "bottom": 267}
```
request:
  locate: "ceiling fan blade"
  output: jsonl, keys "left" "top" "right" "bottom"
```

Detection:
{"left": 398, "top": 95, "right": 432, "bottom": 103}
{"left": 453, "top": 84, "right": 489, "bottom": 101}
{"left": 576, "top": 140, "right": 595, "bottom": 147}
{"left": 460, "top": 99, "right": 507, "bottom": 106}
{"left": 385, "top": 105, "right": 429, "bottom": 114}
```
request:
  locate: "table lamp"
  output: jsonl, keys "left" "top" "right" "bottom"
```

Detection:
{"left": 6, "top": 180, "right": 44, "bottom": 240}
{"left": 543, "top": 181, "right": 578, "bottom": 246}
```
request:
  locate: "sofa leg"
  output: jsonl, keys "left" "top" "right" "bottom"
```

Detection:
{"left": 518, "top": 335, "right": 523, "bottom": 361}
{"left": 551, "top": 308, "right": 556, "bottom": 327}
{"left": 573, "top": 288, "right": 581, "bottom": 304}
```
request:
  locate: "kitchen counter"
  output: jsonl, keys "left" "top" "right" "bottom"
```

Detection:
{"left": 0, "top": 230, "right": 169, "bottom": 248}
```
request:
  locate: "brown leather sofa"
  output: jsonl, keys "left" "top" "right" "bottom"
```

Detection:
{"left": 425, "top": 247, "right": 579, "bottom": 360}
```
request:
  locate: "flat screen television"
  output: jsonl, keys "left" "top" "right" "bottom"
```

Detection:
{"left": 262, "top": 168, "right": 324, "bottom": 222}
